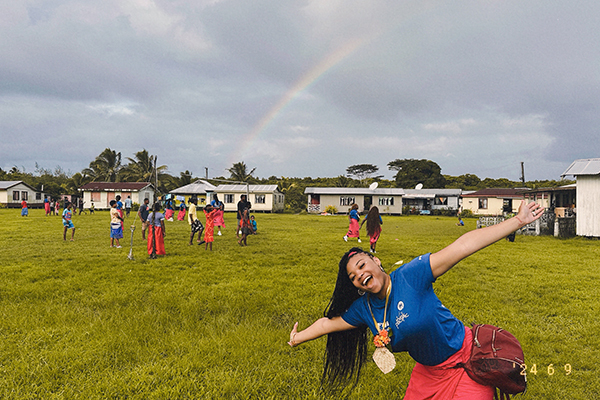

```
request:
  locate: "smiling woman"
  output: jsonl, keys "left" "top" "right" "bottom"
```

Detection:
{"left": 288, "top": 200, "right": 545, "bottom": 399}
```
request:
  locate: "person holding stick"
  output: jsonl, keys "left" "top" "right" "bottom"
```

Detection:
{"left": 147, "top": 202, "right": 166, "bottom": 257}
{"left": 288, "top": 200, "right": 544, "bottom": 399}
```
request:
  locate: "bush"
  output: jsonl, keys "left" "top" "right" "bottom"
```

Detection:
{"left": 324, "top": 205, "right": 338, "bottom": 214}
{"left": 131, "top": 202, "right": 140, "bottom": 212}
{"left": 460, "top": 209, "right": 474, "bottom": 218}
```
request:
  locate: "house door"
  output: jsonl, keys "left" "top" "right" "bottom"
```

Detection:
{"left": 107, "top": 192, "right": 116, "bottom": 208}
{"left": 503, "top": 199, "right": 513, "bottom": 214}
{"left": 364, "top": 196, "right": 372, "bottom": 211}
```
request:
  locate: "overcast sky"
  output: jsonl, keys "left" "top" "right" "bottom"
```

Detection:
{"left": 1, "top": 0, "right": 598, "bottom": 182}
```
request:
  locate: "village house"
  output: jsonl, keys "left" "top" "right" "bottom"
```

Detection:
{"left": 461, "top": 188, "right": 527, "bottom": 216}
{"left": 304, "top": 187, "right": 405, "bottom": 214}
{"left": 79, "top": 182, "right": 155, "bottom": 210}
{"left": 0, "top": 181, "right": 45, "bottom": 208}
{"left": 402, "top": 188, "right": 462, "bottom": 214}
{"left": 169, "top": 180, "right": 217, "bottom": 206}
{"left": 215, "top": 184, "right": 285, "bottom": 213}
{"left": 561, "top": 158, "right": 600, "bottom": 237}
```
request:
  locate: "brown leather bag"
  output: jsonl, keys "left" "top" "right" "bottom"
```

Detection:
{"left": 460, "top": 324, "right": 527, "bottom": 400}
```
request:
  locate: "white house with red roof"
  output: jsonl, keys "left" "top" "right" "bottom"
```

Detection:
{"left": 461, "top": 188, "right": 527, "bottom": 216}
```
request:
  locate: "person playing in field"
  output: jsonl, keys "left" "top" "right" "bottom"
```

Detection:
{"left": 116, "top": 195, "right": 124, "bottom": 227}
{"left": 236, "top": 194, "right": 251, "bottom": 238}
{"left": 147, "top": 202, "right": 166, "bottom": 257}
{"left": 343, "top": 203, "right": 361, "bottom": 243}
{"left": 288, "top": 200, "right": 545, "bottom": 400}
{"left": 211, "top": 194, "right": 226, "bottom": 236}
{"left": 177, "top": 201, "right": 187, "bottom": 221}
{"left": 188, "top": 198, "right": 205, "bottom": 245}
{"left": 360, "top": 205, "right": 382, "bottom": 253}
{"left": 62, "top": 201, "right": 75, "bottom": 241}
{"left": 138, "top": 198, "right": 150, "bottom": 240}
{"left": 124, "top": 195, "right": 132, "bottom": 217}
{"left": 250, "top": 215, "right": 257, "bottom": 234}
{"left": 21, "top": 199, "right": 28, "bottom": 217}
{"left": 55, "top": 200, "right": 60, "bottom": 216}
{"left": 109, "top": 200, "right": 123, "bottom": 248}
{"left": 238, "top": 208, "right": 252, "bottom": 246}
{"left": 203, "top": 204, "right": 217, "bottom": 251}
{"left": 44, "top": 197, "right": 51, "bottom": 216}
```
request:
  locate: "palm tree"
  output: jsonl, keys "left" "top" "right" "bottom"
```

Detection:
{"left": 120, "top": 149, "right": 167, "bottom": 182}
{"left": 62, "top": 172, "right": 91, "bottom": 194}
{"left": 83, "top": 148, "right": 123, "bottom": 182}
{"left": 227, "top": 162, "right": 256, "bottom": 182}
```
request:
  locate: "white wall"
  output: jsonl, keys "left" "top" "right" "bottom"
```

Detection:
{"left": 576, "top": 175, "right": 600, "bottom": 237}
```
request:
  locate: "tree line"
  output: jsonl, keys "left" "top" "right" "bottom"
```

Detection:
{"left": 1, "top": 150, "right": 572, "bottom": 213}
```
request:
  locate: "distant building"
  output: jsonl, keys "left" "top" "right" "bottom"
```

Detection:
{"left": 79, "top": 182, "right": 155, "bottom": 210}
{"left": 561, "top": 158, "right": 600, "bottom": 237}
{"left": 461, "top": 188, "right": 527, "bottom": 216}
{"left": 215, "top": 184, "right": 285, "bottom": 213}
{"left": 0, "top": 181, "right": 45, "bottom": 208}
{"left": 305, "top": 187, "right": 405, "bottom": 214}
{"left": 402, "top": 188, "right": 462, "bottom": 213}
{"left": 169, "top": 180, "right": 217, "bottom": 206}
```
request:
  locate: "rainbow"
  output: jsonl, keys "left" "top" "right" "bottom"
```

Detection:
{"left": 229, "top": 37, "right": 370, "bottom": 165}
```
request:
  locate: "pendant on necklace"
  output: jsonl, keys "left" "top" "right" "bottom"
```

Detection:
{"left": 373, "top": 347, "right": 396, "bottom": 374}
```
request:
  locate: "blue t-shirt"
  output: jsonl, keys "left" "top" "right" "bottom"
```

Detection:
{"left": 349, "top": 209, "right": 359, "bottom": 221}
{"left": 62, "top": 208, "right": 72, "bottom": 223}
{"left": 342, "top": 253, "right": 465, "bottom": 366}
{"left": 116, "top": 201, "right": 123, "bottom": 210}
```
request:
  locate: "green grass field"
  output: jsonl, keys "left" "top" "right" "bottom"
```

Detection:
{"left": 1, "top": 209, "right": 598, "bottom": 399}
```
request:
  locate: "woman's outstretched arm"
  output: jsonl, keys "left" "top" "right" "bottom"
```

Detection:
{"left": 430, "top": 200, "right": 544, "bottom": 279}
{"left": 288, "top": 317, "right": 356, "bottom": 347}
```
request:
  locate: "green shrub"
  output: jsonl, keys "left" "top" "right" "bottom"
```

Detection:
{"left": 324, "top": 205, "right": 338, "bottom": 214}
{"left": 131, "top": 202, "right": 140, "bottom": 212}
{"left": 460, "top": 209, "right": 474, "bottom": 218}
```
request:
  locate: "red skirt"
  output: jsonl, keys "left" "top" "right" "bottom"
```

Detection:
{"left": 347, "top": 219, "right": 360, "bottom": 238}
{"left": 403, "top": 326, "right": 494, "bottom": 400}
{"left": 147, "top": 226, "right": 166, "bottom": 255}
{"left": 213, "top": 210, "right": 225, "bottom": 227}
{"left": 369, "top": 227, "right": 382, "bottom": 246}
{"left": 177, "top": 210, "right": 186, "bottom": 221}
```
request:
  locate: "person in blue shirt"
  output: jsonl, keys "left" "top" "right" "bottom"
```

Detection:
{"left": 288, "top": 200, "right": 544, "bottom": 399}
{"left": 343, "top": 203, "right": 361, "bottom": 243}
{"left": 62, "top": 202, "right": 76, "bottom": 241}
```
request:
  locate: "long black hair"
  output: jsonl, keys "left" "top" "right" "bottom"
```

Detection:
{"left": 321, "top": 247, "right": 369, "bottom": 392}
{"left": 365, "top": 206, "right": 381, "bottom": 237}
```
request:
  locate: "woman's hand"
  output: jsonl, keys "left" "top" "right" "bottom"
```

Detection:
{"left": 288, "top": 322, "right": 299, "bottom": 347}
{"left": 515, "top": 200, "right": 545, "bottom": 227}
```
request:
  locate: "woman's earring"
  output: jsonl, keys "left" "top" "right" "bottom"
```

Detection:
{"left": 358, "top": 289, "right": 365, "bottom": 296}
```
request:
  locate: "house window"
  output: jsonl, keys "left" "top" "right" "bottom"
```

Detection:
{"left": 21, "top": 191, "right": 28, "bottom": 201}
{"left": 224, "top": 194, "right": 234, "bottom": 203}
{"left": 13, "top": 191, "right": 19, "bottom": 201}
{"left": 434, "top": 197, "right": 447, "bottom": 206}
{"left": 478, "top": 198, "right": 488, "bottom": 209}
{"left": 91, "top": 192, "right": 101, "bottom": 201}
{"left": 379, "top": 197, "right": 394, "bottom": 206}
{"left": 340, "top": 196, "right": 355, "bottom": 206}
{"left": 36, "top": 193, "right": 42, "bottom": 200}
{"left": 255, "top": 194, "right": 265, "bottom": 204}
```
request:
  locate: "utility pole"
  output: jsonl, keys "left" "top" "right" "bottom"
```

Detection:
{"left": 520, "top": 162, "right": 525, "bottom": 184}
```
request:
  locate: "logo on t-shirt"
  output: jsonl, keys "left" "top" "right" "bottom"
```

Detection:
{"left": 395, "top": 300, "right": 409, "bottom": 328}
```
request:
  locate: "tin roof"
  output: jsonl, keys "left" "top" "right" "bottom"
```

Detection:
{"left": 170, "top": 180, "right": 217, "bottom": 194}
{"left": 0, "top": 181, "right": 38, "bottom": 191}
{"left": 304, "top": 187, "right": 404, "bottom": 195}
{"left": 79, "top": 182, "right": 154, "bottom": 191}
{"left": 461, "top": 188, "right": 528, "bottom": 198}
{"left": 561, "top": 158, "right": 600, "bottom": 177}
{"left": 215, "top": 184, "right": 280, "bottom": 193}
